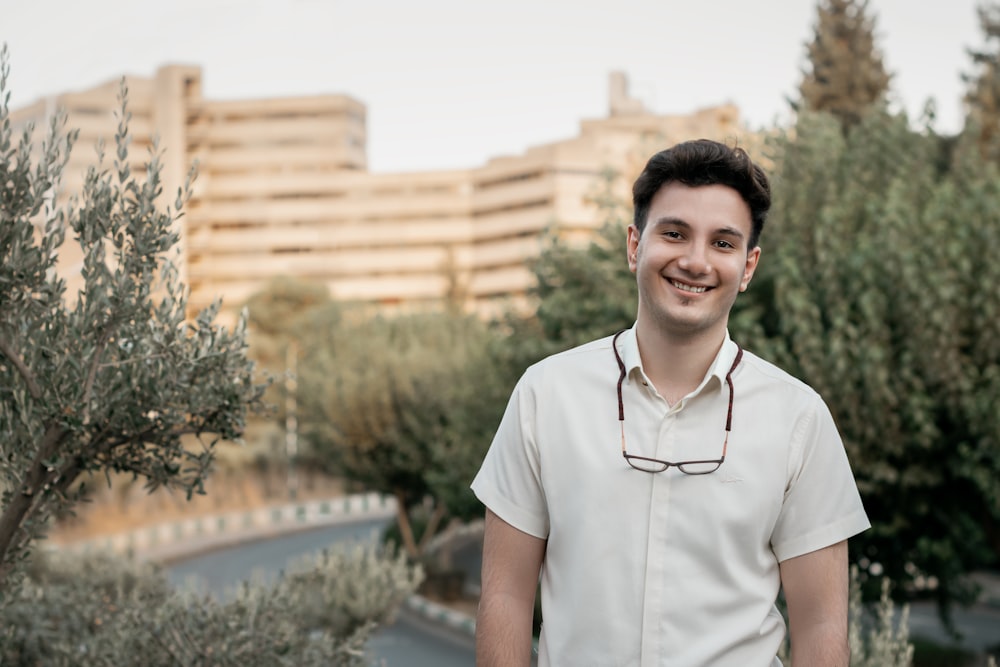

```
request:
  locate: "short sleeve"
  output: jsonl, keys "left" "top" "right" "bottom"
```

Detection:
{"left": 770, "top": 394, "right": 870, "bottom": 561}
{"left": 470, "top": 372, "right": 550, "bottom": 539}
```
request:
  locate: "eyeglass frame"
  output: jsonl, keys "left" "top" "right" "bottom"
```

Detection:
{"left": 613, "top": 329, "right": 743, "bottom": 475}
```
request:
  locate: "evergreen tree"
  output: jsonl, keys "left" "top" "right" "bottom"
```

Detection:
{"left": 798, "top": 0, "right": 892, "bottom": 130}
{"left": 964, "top": 2, "right": 1000, "bottom": 159}
{"left": 746, "top": 110, "right": 1000, "bottom": 621}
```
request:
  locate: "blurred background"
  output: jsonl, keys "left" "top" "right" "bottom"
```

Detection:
{"left": 2, "top": 0, "right": 999, "bottom": 664}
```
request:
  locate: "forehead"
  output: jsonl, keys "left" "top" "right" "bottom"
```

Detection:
{"left": 646, "top": 182, "right": 752, "bottom": 235}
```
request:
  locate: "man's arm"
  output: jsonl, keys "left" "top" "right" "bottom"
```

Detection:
{"left": 779, "top": 540, "right": 850, "bottom": 667}
{"left": 477, "top": 508, "right": 546, "bottom": 667}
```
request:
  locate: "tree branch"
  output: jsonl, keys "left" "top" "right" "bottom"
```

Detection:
{"left": 147, "top": 620, "right": 190, "bottom": 667}
{"left": 94, "top": 419, "right": 225, "bottom": 457}
{"left": 0, "top": 335, "right": 43, "bottom": 400}
{"left": 97, "top": 348, "right": 228, "bottom": 370}
{"left": 80, "top": 332, "right": 110, "bottom": 425}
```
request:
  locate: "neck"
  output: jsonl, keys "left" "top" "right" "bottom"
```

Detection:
{"left": 634, "top": 319, "right": 726, "bottom": 403}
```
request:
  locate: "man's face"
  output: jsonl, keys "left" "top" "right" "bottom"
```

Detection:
{"left": 627, "top": 182, "right": 760, "bottom": 341}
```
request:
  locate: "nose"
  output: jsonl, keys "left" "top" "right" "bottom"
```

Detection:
{"left": 678, "top": 243, "right": 711, "bottom": 275}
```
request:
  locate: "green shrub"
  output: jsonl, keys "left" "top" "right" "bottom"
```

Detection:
{"left": 0, "top": 546, "right": 421, "bottom": 666}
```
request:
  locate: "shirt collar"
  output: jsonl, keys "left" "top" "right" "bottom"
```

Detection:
{"left": 619, "top": 323, "right": 739, "bottom": 394}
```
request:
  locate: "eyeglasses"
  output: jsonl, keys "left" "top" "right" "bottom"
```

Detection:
{"left": 613, "top": 329, "right": 742, "bottom": 474}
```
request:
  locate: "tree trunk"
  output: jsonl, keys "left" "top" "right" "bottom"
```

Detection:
{"left": 417, "top": 501, "right": 447, "bottom": 554}
{"left": 393, "top": 490, "right": 420, "bottom": 560}
{"left": 0, "top": 424, "right": 67, "bottom": 586}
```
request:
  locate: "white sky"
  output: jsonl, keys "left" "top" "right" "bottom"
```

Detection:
{"left": 1, "top": 0, "right": 984, "bottom": 173}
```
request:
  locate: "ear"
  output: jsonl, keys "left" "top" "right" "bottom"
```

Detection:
{"left": 627, "top": 225, "right": 640, "bottom": 273}
{"left": 739, "top": 246, "right": 761, "bottom": 292}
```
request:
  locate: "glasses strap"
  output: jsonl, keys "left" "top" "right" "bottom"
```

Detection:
{"left": 613, "top": 329, "right": 628, "bottom": 422}
{"left": 613, "top": 329, "right": 743, "bottom": 431}
{"left": 725, "top": 346, "right": 742, "bottom": 433}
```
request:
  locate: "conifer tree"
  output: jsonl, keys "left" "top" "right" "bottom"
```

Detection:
{"left": 798, "top": 0, "right": 892, "bottom": 129}
{"left": 964, "top": 2, "right": 1000, "bottom": 159}
{"left": 750, "top": 109, "right": 1000, "bottom": 621}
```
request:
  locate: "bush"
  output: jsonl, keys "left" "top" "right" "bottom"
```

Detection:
{"left": 0, "top": 545, "right": 421, "bottom": 666}
{"left": 848, "top": 566, "right": 915, "bottom": 667}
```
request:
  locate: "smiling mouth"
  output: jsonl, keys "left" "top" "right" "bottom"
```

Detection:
{"left": 669, "top": 279, "right": 710, "bottom": 294}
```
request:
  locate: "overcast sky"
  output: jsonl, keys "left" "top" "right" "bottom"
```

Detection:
{"left": 2, "top": 0, "right": 983, "bottom": 173}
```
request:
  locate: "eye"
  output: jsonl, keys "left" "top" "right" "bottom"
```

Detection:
{"left": 714, "top": 239, "right": 736, "bottom": 249}
{"left": 662, "top": 230, "right": 683, "bottom": 240}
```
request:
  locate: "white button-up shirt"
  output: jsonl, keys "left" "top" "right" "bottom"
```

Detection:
{"left": 472, "top": 326, "right": 870, "bottom": 666}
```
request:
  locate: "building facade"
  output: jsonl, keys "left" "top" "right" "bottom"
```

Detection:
{"left": 11, "top": 67, "right": 751, "bottom": 320}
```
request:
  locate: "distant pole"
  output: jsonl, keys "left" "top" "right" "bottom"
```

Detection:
{"left": 285, "top": 342, "right": 298, "bottom": 500}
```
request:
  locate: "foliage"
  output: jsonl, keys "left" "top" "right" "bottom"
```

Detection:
{"left": 848, "top": 567, "right": 915, "bottom": 667}
{"left": 756, "top": 110, "right": 1000, "bottom": 619}
{"left": 242, "top": 277, "right": 339, "bottom": 474}
{"left": 502, "top": 167, "right": 638, "bottom": 370}
{"left": 797, "top": 0, "right": 891, "bottom": 130}
{"left": 0, "top": 545, "right": 421, "bottom": 666}
{"left": 245, "top": 276, "right": 335, "bottom": 341}
{"left": 244, "top": 276, "right": 336, "bottom": 414}
{"left": 298, "top": 309, "right": 507, "bottom": 559}
{"left": 964, "top": 2, "right": 1000, "bottom": 160}
{"left": 0, "top": 48, "right": 265, "bottom": 593}
{"left": 531, "top": 221, "right": 636, "bottom": 351}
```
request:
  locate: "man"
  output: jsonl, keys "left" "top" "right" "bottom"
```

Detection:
{"left": 471, "top": 139, "right": 870, "bottom": 666}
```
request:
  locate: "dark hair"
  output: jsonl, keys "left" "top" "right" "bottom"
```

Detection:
{"left": 632, "top": 139, "right": 771, "bottom": 248}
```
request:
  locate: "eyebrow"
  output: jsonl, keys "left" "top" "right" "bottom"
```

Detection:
{"left": 650, "top": 216, "right": 746, "bottom": 242}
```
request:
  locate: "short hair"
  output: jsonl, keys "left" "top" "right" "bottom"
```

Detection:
{"left": 632, "top": 139, "right": 771, "bottom": 248}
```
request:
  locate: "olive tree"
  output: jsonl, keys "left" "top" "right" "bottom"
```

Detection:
{"left": 0, "top": 48, "right": 270, "bottom": 590}
{"left": 299, "top": 309, "right": 505, "bottom": 560}
{"left": 0, "top": 48, "right": 420, "bottom": 662}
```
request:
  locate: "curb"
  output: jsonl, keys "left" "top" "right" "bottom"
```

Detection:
{"left": 405, "top": 595, "right": 477, "bottom": 637}
{"left": 60, "top": 492, "right": 396, "bottom": 561}
{"left": 412, "top": 518, "right": 484, "bottom": 638}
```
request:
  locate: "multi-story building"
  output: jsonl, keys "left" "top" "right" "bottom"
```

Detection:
{"left": 11, "top": 67, "right": 750, "bottom": 320}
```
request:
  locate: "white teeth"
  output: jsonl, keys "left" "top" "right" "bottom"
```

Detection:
{"left": 671, "top": 280, "right": 707, "bottom": 294}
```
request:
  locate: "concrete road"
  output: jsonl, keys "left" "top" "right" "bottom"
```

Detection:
{"left": 908, "top": 601, "right": 1000, "bottom": 654}
{"left": 166, "top": 519, "right": 476, "bottom": 667}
